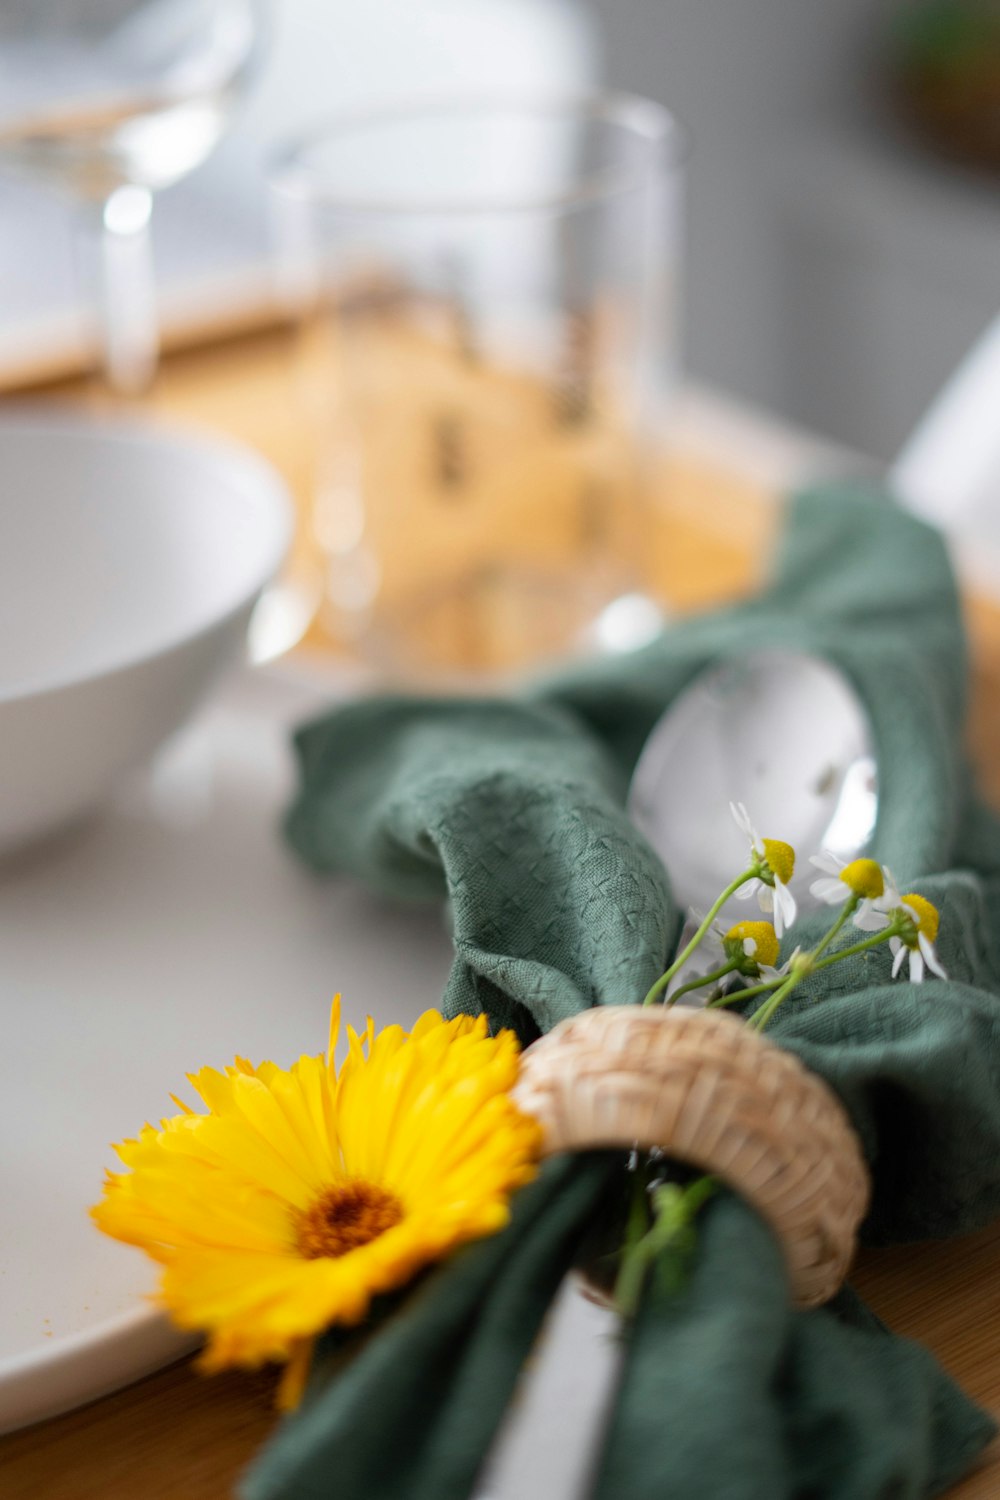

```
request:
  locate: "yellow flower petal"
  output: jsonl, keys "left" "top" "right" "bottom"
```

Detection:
{"left": 93, "top": 1004, "right": 539, "bottom": 1378}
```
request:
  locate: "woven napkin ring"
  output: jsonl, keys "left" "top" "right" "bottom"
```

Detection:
{"left": 512, "top": 1005, "right": 870, "bottom": 1308}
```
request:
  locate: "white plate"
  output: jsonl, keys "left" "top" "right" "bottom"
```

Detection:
{"left": 0, "top": 662, "right": 454, "bottom": 1434}
{"left": 0, "top": 659, "right": 625, "bottom": 1500}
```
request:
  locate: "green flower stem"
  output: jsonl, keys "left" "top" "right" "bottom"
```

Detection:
{"left": 746, "top": 973, "right": 797, "bottom": 1032}
{"left": 614, "top": 1176, "right": 719, "bottom": 1319}
{"left": 612, "top": 1164, "right": 655, "bottom": 1315}
{"left": 810, "top": 897, "right": 857, "bottom": 962}
{"left": 711, "top": 925, "right": 903, "bottom": 1011}
{"left": 746, "top": 969, "right": 807, "bottom": 1031}
{"left": 707, "top": 978, "right": 777, "bottom": 1008}
{"left": 642, "top": 867, "right": 757, "bottom": 1007}
{"left": 747, "top": 896, "right": 885, "bottom": 1032}
{"left": 666, "top": 960, "right": 738, "bottom": 1007}
{"left": 810, "top": 927, "right": 901, "bottom": 972}
{"left": 745, "top": 897, "right": 855, "bottom": 1032}
{"left": 710, "top": 898, "right": 856, "bottom": 1015}
{"left": 613, "top": 1216, "right": 654, "bottom": 1323}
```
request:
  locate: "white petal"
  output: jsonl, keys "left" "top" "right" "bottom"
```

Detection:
{"left": 730, "top": 801, "right": 753, "bottom": 838}
{"left": 756, "top": 886, "right": 774, "bottom": 916}
{"left": 734, "top": 880, "right": 758, "bottom": 902}
{"left": 920, "top": 932, "right": 948, "bottom": 980}
{"left": 853, "top": 902, "right": 889, "bottom": 932}
{"left": 743, "top": 937, "right": 757, "bottom": 957}
{"left": 810, "top": 877, "right": 846, "bottom": 904}
{"left": 809, "top": 851, "right": 844, "bottom": 876}
{"left": 881, "top": 868, "right": 902, "bottom": 907}
{"left": 730, "top": 801, "right": 764, "bottom": 854}
{"left": 891, "top": 943, "right": 907, "bottom": 978}
{"left": 775, "top": 881, "right": 797, "bottom": 935}
{"left": 909, "top": 947, "right": 925, "bottom": 983}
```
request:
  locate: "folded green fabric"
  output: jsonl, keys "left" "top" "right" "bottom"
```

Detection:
{"left": 254, "top": 484, "right": 1000, "bottom": 1499}
{"left": 243, "top": 1155, "right": 619, "bottom": 1500}
{"left": 596, "top": 1194, "right": 994, "bottom": 1500}
{"left": 286, "top": 692, "right": 674, "bottom": 1040}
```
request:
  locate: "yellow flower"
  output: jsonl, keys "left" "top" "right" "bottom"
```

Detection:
{"left": 810, "top": 852, "right": 884, "bottom": 905}
{"left": 899, "top": 893, "right": 939, "bottom": 945}
{"left": 722, "top": 920, "right": 780, "bottom": 973}
{"left": 730, "top": 802, "right": 798, "bottom": 937}
{"left": 889, "top": 893, "right": 947, "bottom": 983}
{"left": 848, "top": 874, "right": 946, "bottom": 984}
{"left": 92, "top": 1002, "right": 540, "bottom": 1388}
{"left": 840, "top": 859, "right": 885, "bottom": 899}
{"left": 761, "top": 838, "right": 795, "bottom": 888}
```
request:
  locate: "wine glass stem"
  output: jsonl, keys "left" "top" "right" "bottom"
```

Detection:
{"left": 93, "top": 184, "right": 158, "bottom": 395}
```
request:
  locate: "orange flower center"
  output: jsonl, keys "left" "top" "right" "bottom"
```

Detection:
{"left": 296, "top": 1181, "right": 404, "bottom": 1260}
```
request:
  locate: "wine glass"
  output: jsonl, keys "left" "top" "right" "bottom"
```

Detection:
{"left": 0, "top": 0, "right": 267, "bottom": 393}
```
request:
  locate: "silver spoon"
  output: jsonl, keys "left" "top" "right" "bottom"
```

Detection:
{"left": 627, "top": 649, "right": 878, "bottom": 921}
{"left": 624, "top": 314, "right": 1000, "bottom": 914}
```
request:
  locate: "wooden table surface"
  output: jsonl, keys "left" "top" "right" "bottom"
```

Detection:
{"left": 4, "top": 326, "right": 1000, "bottom": 1498}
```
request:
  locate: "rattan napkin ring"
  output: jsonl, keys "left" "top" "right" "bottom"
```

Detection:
{"left": 512, "top": 1005, "right": 870, "bottom": 1308}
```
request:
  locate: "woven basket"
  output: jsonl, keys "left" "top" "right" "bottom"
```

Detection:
{"left": 512, "top": 1005, "right": 870, "bottom": 1308}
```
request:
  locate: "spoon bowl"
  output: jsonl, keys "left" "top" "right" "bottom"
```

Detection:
{"left": 627, "top": 650, "right": 878, "bottom": 920}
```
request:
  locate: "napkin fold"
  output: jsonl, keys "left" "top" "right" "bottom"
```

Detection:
{"left": 244, "top": 1155, "right": 619, "bottom": 1500}
{"left": 596, "top": 1194, "right": 993, "bottom": 1500}
{"left": 251, "top": 484, "right": 1000, "bottom": 1499}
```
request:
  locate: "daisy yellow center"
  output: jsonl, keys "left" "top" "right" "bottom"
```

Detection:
{"left": 296, "top": 1181, "right": 403, "bottom": 1260}
{"left": 900, "top": 893, "right": 940, "bottom": 945}
{"left": 725, "top": 920, "right": 779, "bottom": 968}
{"left": 838, "top": 858, "right": 884, "bottom": 899}
{"left": 761, "top": 838, "right": 795, "bottom": 886}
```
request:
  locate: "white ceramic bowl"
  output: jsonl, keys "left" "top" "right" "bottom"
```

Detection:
{"left": 0, "top": 412, "right": 292, "bottom": 856}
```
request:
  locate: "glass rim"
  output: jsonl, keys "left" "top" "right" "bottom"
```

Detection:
{"left": 269, "top": 92, "right": 686, "bottom": 218}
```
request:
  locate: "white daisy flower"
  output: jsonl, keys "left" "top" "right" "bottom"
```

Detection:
{"left": 730, "top": 802, "right": 798, "bottom": 938}
{"left": 731, "top": 800, "right": 764, "bottom": 855}
{"left": 809, "top": 849, "right": 850, "bottom": 906}
{"left": 888, "top": 894, "right": 947, "bottom": 983}
{"left": 716, "top": 919, "right": 781, "bottom": 979}
{"left": 852, "top": 865, "right": 903, "bottom": 933}
{"left": 810, "top": 853, "right": 887, "bottom": 928}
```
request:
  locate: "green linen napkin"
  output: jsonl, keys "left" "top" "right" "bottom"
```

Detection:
{"left": 244, "top": 1154, "right": 620, "bottom": 1500}
{"left": 248, "top": 484, "right": 1000, "bottom": 1499}
{"left": 597, "top": 1196, "right": 992, "bottom": 1500}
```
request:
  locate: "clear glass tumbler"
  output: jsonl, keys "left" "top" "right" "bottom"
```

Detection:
{"left": 273, "top": 96, "right": 684, "bottom": 680}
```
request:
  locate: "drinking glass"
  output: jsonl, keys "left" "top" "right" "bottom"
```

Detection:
{"left": 273, "top": 95, "right": 684, "bottom": 680}
{"left": 0, "top": 0, "right": 267, "bottom": 393}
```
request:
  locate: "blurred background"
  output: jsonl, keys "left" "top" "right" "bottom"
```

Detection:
{"left": 3, "top": 0, "right": 998, "bottom": 464}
